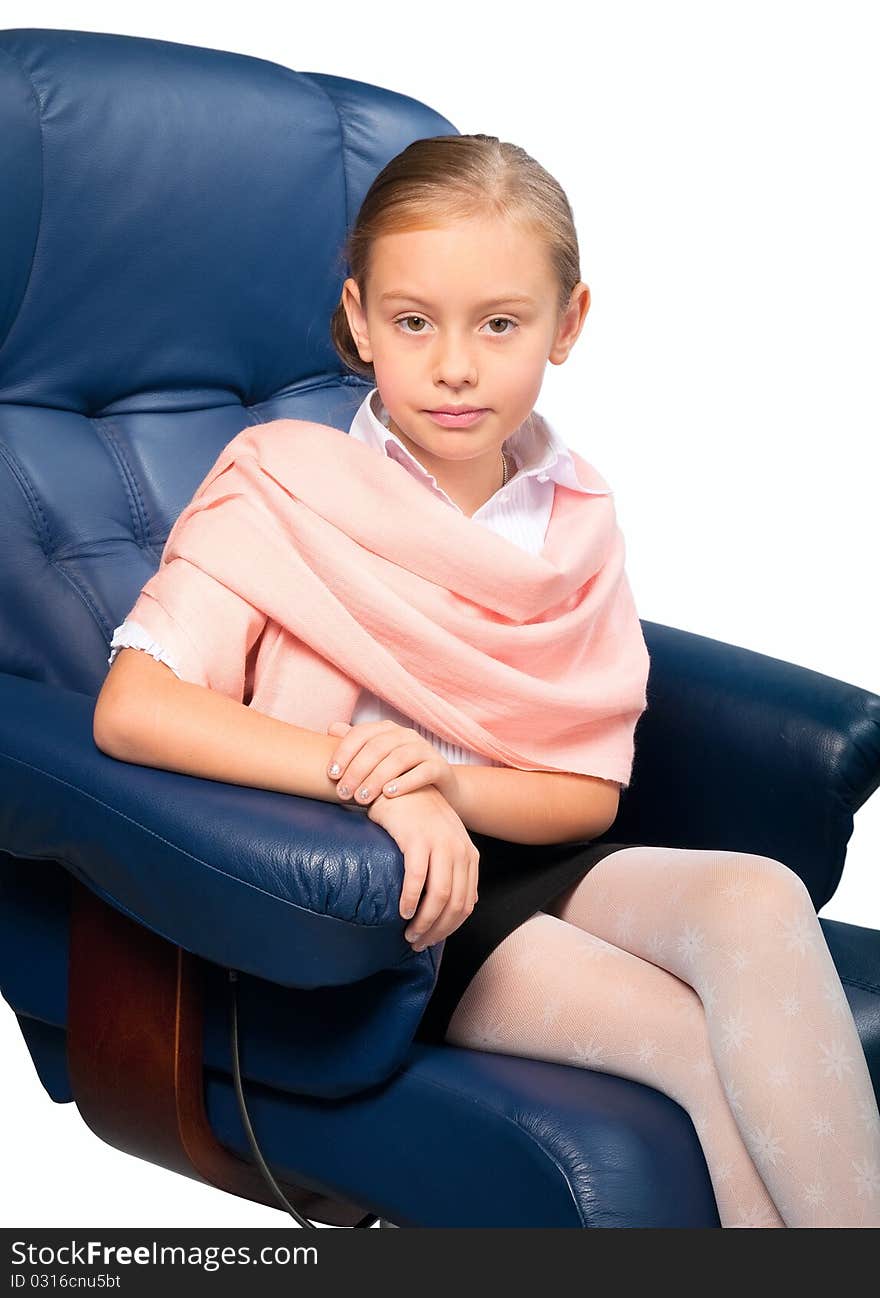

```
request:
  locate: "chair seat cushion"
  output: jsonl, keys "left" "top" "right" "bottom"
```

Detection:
{"left": 208, "top": 1042, "right": 724, "bottom": 1227}
{"left": 14, "top": 934, "right": 880, "bottom": 1227}
{"left": 9, "top": 910, "right": 880, "bottom": 1223}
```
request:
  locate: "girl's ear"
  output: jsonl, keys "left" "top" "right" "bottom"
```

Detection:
{"left": 342, "top": 279, "right": 373, "bottom": 363}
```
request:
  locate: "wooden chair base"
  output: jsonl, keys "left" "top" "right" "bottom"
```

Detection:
{"left": 67, "top": 876, "right": 377, "bottom": 1226}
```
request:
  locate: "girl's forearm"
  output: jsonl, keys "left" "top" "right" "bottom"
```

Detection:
{"left": 95, "top": 649, "right": 346, "bottom": 804}
{"left": 445, "top": 764, "right": 619, "bottom": 846}
{"left": 96, "top": 653, "right": 618, "bottom": 843}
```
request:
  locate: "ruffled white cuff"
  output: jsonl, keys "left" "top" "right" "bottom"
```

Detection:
{"left": 107, "top": 619, "right": 183, "bottom": 678}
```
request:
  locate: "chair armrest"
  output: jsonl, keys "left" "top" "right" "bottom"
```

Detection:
{"left": 0, "top": 672, "right": 416, "bottom": 989}
{"left": 613, "top": 621, "right": 880, "bottom": 907}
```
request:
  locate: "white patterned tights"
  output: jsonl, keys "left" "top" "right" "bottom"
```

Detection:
{"left": 442, "top": 846, "right": 880, "bottom": 1228}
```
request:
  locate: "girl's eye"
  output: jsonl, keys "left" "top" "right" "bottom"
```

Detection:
{"left": 393, "top": 315, "right": 518, "bottom": 336}
{"left": 485, "top": 317, "right": 517, "bottom": 335}
{"left": 396, "top": 315, "right": 429, "bottom": 334}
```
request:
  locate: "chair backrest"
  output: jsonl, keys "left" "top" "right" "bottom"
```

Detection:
{"left": 0, "top": 27, "right": 457, "bottom": 693}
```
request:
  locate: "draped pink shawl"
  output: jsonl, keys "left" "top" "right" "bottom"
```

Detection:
{"left": 122, "top": 418, "right": 650, "bottom": 787}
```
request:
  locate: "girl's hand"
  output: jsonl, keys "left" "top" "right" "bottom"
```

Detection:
{"left": 326, "top": 719, "right": 459, "bottom": 808}
{"left": 367, "top": 785, "right": 480, "bottom": 951}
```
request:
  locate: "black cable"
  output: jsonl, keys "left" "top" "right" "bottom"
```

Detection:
{"left": 227, "top": 968, "right": 378, "bottom": 1228}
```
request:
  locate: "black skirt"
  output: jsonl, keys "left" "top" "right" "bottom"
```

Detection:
{"left": 413, "top": 833, "right": 635, "bottom": 1045}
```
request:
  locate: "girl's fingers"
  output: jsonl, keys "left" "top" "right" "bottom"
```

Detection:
{"left": 327, "top": 722, "right": 394, "bottom": 785}
{"left": 380, "top": 759, "right": 436, "bottom": 799}
{"left": 332, "top": 737, "right": 417, "bottom": 794}
{"left": 332, "top": 739, "right": 399, "bottom": 801}
{"left": 338, "top": 752, "right": 433, "bottom": 804}
{"left": 468, "top": 853, "right": 479, "bottom": 910}
{"left": 326, "top": 727, "right": 370, "bottom": 777}
{"left": 399, "top": 840, "right": 430, "bottom": 922}
{"left": 407, "top": 849, "right": 473, "bottom": 949}
{"left": 404, "top": 845, "right": 452, "bottom": 946}
{"left": 416, "top": 853, "right": 477, "bottom": 948}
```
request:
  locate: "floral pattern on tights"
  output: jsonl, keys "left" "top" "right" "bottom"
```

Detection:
{"left": 443, "top": 846, "right": 880, "bottom": 1228}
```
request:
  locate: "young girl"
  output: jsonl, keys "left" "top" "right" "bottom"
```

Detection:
{"left": 103, "top": 134, "right": 880, "bottom": 1229}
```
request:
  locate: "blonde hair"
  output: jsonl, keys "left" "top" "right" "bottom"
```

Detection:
{"left": 329, "top": 133, "right": 583, "bottom": 380}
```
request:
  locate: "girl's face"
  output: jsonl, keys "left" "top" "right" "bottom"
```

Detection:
{"left": 342, "top": 214, "right": 590, "bottom": 513}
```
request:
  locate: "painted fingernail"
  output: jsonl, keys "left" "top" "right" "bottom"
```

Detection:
{"left": 328, "top": 762, "right": 341, "bottom": 777}
{"left": 338, "top": 784, "right": 350, "bottom": 797}
{"left": 357, "top": 786, "right": 371, "bottom": 800}
{"left": 385, "top": 781, "right": 398, "bottom": 794}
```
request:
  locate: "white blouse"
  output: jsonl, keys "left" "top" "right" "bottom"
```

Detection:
{"left": 108, "top": 388, "right": 603, "bottom": 766}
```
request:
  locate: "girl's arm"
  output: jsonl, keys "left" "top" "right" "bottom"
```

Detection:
{"left": 93, "top": 647, "right": 346, "bottom": 805}
{"left": 95, "top": 651, "right": 619, "bottom": 842}
{"left": 444, "top": 765, "right": 620, "bottom": 846}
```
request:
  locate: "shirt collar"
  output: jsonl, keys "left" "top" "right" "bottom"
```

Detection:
{"left": 347, "top": 387, "right": 611, "bottom": 502}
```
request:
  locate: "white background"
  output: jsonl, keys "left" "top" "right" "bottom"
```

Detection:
{"left": 2, "top": 0, "right": 878, "bottom": 1228}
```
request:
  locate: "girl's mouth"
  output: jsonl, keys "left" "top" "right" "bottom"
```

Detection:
{"left": 424, "top": 409, "right": 489, "bottom": 428}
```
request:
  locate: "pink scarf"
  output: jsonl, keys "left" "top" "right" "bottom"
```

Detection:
{"left": 124, "top": 418, "right": 650, "bottom": 787}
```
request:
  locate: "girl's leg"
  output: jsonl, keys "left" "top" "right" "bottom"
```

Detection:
{"left": 542, "top": 846, "right": 880, "bottom": 1228}
{"left": 444, "top": 909, "right": 785, "bottom": 1227}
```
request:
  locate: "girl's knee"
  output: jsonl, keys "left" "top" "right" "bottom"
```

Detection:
{"left": 732, "top": 853, "right": 814, "bottom": 913}
{"left": 664, "top": 847, "right": 813, "bottom": 916}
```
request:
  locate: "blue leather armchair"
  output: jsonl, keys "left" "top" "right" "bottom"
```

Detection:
{"left": 2, "top": 27, "right": 879, "bottom": 1229}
